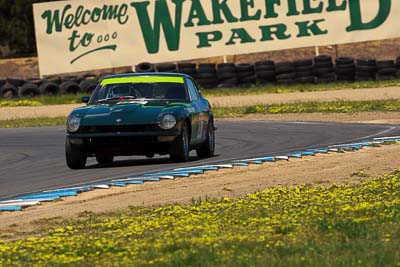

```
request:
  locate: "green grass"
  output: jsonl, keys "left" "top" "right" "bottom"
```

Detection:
{"left": 1, "top": 170, "right": 400, "bottom": 266}
{"left": 1, "top": 99, "right": 399, "bottom": 128}
{"left": 1, "top": 79, "right": 400, "bottom": 107}
{"left": 0, "top": 117, "right": 66, "bottom": 128}
{"left": 0, "top": 94, "right": 86, "bottom": 107}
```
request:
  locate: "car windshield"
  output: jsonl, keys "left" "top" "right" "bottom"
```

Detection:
{"left": 90, "top": 79, "right": 188, "bottom": 104}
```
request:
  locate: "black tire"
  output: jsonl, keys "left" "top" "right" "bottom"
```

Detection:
{"left": 26, "top": 78, "right": 43, "bottom": 86}
{"left": 255, "top": 65, "right": 275, "bottom": 72}
{"left": 6, "top": 77, "right": 25, "bottom": 87}
{"left": 355, "top": 65, "right": 377, "bottom": 73}
{"left": 156, "top": 63, "right": 176, "bottom": 72}
{"left": 335, "top": 63, "right": 355, "bottom": 69}
{"left": 135, "top": 62, "right": 155, "bottom": 73}
{"left": 377, "top": 60, "right": 395, "bottom": 68}
{"left": 296, "top": 70, "right": 314, "bottom": 78}
{"left": 376, "top": 74, "right": 395, "bottom": 81}
{"left": 218, "top": 66, "right": 236, "bottom": 73}
{"left": 82, "top": 73, "right": 98, "bottom": 80}
{"left": 178, "top": 63, "right": 196, "bottom": 69}
{"left": 45, "top": 75, "right": 62, "bottom": 84}
{"left": 196, "top": 120, "right": 215, "bottom": 158}
{"left": 197, "top": 72, "right": 217, "bottom": 79}
{"left": 295, "top": 65, "right": 313, "bottom": 72}
{"left": 275, "top": 62, "right": 295, "bottom": 74}
{"left": 198, "top": 64, "right": 216, "bottom": 73}
{"left": 235, "top": 64, "right": 254, "bottom": 72}
{"left": 356, "top": 58, "right": 376, "bottom": 66}
{"left": 237, "top": 71, "right": 255, "bottom": 79}
{"left": 336, "top": 57, "right": 354, "bottom": 65}
{"left": 0, "top": 83, "right": 17, "bottom": 99}
{"left": 60, "top": 80, "right": 80, "bottom": 94}
{"left": 376, "top": 67, "right": 397, "bottom": 75}
{"left": 276, "top": 72, "right": 296, "bottom": 80}
{"left": 0, "top": 79, "right": 5, "bottom": 88}
{"left": 295, "top": 76, "right": 316, "bottom": 84}
{"left": 276, "top": 79, "right": 295, "bottom": 85}
{"left": 255, "top": 60, "right": 274, "bottom": 66}
{"left": 18, "top": 82, "right": 40, "bottom": 98}
{"left": 314, "top": 61, "right": 333, "bottom": 68}
{"left": 240, "top": 75, "right": 257, "bottom": 84}
{"left": 218, "top": 71, "right": 237, "bottom": 80}
{"left": 96, "top": 155, "right": 114, "bottom": 165}
{"left": 335, "top": 67, "right": 355, "bottom": 75}
{"left": 293, "top": 58, "right": 313, "bottom": 67}
{"left": 314, "top": 67, "right": 333, "bottom": 76}
{"left": 65, "top": 138, "right": 87, "bottom": 169}
{"left": 62, "top": 75, "right": 82, "bottom": 83}
{"left": 39, "top": 81, "right": 61, "bottom": 95}
{"left": 170, "top": 123, "right": 190, "bottom": 162}
{"left": 79, "top": 79, "right": 98, "bottom": 93}
{"left": 314, "top": 55, "right": 332, "bottom": 63}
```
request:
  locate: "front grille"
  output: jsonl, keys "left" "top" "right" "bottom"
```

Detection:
{"left": 79, "top": 124, "right": 159, "bottom": 133}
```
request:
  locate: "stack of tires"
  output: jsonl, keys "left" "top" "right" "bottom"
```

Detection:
{"left": 79, "top": 74, "right": 99, "bottom": 94}
{"left": 255, "top": 61, "right": 275, "bottom": 84}
{"left": 235, "top": 64, "right": 256, "bottom": 87}
{"left": 313, "top": 55, "right": 336, "bottom": 83}
{"left": 135, "top": 62, "right": 155, "bottom": 73}
{"left": 275, "top": 61, "right": 296, "bottom": 85}
{"left": 217, "top": 63, "right": 237, "bottom": 88}
{"left": 335, "top": 57, "right": 355, "bottom": 82}
{"left": 1, "top": 77, "right": 25, "bottom": 99}
{"left": 196, "top": 64, "right": 218, "bottom": 89}
{"left": 60, "top": 76, "right": 83, "bottom": 95}
{"left": 177, "top": 63, "right": 198, "bottom": 78}
{"left": 293, "top": 59, "right": 315, "bottom": 84}
{"left": 156, "top": 63, "right": 177, "bottom": 73}
{"left": 355, "top": 59, "right": 376, "bottom": 81}
{"left": 375, "top": 60, "right": 397, "bottom": 80}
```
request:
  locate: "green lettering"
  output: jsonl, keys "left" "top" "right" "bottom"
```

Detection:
{"left": 287, "top": 0, "right": 300, "bottom": 16}
{"left": 326, "top": 0, "right": 347, "bottom": 12}
{"left": 131, "top": 0, "right": 184, "bottom": 53}
{"left": 226, "top": 28, "right": 256, "bottom": 45}
{"left": 196, "top": 31, "right": 223, "bottom": 48}
{"left": 259, "top": 24, "right": 291, "bottom": 41}
{"left": 184, "top": 0, "right": 212, "bottom": 27}
{"left": 212, "top": 0, "right": 238, "bottom": 24}
{"left": 346, "top": 0, "right": 391, "bottom": 31}
{"left": 240, "top": 0, "right": 261, "bottom": 21}
{"left": 302, "top": 0, "right": 323, "bottom": 14}
{"left": 296, "top": 19, "right": 328, "bottom": 37}
{"left": 41, "top": 4, "right": 71, "bottom": 34}
{"left": 264, "top": 0, "right": 280, "bottom": 18}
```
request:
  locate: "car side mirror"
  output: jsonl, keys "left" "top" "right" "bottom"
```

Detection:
{"left": 81, "top": 96, "right": 90, "bottom": 103}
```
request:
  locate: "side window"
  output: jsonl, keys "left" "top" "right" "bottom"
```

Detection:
{"left": 186, "top": 79, "right": 199, "bottom": 101}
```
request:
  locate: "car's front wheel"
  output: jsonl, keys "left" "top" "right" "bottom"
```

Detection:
{"left": 196, "top": 120, "right": 215, "bottom": 158}
{"left": 170, "top": 123, "right": 190, "bottom": 162}
{"left": 96, "top": 155, "right": 114, "bottom": 165}
{"left": 65, "top": 138, "right": 87, "bottom": 169}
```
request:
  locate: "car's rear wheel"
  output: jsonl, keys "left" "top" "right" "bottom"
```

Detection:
{"left": 170, "top": 123, "right": 190, "bottom": 162}
{"left": 196, "top": 120, "right": 215, "bottom": 158}
{"left": 65, "top": 138, "right": 87, "bottom": 169}
{"left": 96, "top": 155, "right": 114, "bottom": 165}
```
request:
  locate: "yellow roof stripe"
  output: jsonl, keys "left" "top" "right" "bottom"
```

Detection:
{"left": 101, "top": 76, "right": 184, "bottom": 85}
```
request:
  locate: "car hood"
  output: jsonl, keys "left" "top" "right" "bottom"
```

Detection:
{"left": 71, "top": 100, "right": 190, "bottom": 126}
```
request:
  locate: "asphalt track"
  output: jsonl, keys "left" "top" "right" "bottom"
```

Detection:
{"left": 1, "top": 121, "right": 399, "bottom": 201}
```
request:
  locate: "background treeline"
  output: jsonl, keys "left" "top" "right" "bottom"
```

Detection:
{"left": 0, "top": 0, "right": 60, "bottom": 57}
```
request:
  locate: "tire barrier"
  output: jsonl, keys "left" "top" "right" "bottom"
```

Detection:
{"left": 355, "top": 58, "right": 377, "bottom": 81}
{"left": 255, "top": 60, "right": 275, "bottom": 84}
{"left": 197, "top": 63, "right": 218, "bottom": 89}
{"left": 3, "top": 55, "right": 400, "bottom": 99}
{"left": 2, "top": 135, "right": 399, "bottom": 212}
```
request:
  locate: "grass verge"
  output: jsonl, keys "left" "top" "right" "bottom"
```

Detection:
{"left": 1, "top": 99, "right": 400, "bottom": 128}
{"left": 0, "top": 117, "right": 66, "bottom": 128}
{"left": 1, "top": 170, "right": 399, "bottom": 266}
{"left": 1, "top": 79, "right": 400, "bottom": 107}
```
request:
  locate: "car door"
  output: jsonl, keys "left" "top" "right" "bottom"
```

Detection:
{"left": 186, "top": 78, "right": 209, "bottom": 141}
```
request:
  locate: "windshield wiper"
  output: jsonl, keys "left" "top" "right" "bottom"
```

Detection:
{"left": 97, "top": 96, "right": 137, "bottom": 103}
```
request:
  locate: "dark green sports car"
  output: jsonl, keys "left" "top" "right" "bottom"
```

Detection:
{"left": 65, "top": 73, "right": 215, "bottom": 169}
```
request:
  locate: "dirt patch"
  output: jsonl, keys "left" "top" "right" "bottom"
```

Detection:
{"left": 210, "top": 87, "right": 400, "bottom": 107}
{"left": 1, "top": 143, "right": 399, "bottom": 239}
{"left": 1, "top": 87, "right": 400, "bottom": 121}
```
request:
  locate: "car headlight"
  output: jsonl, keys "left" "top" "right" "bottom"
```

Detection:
{"left": 67, "top": 116, "right": 81, "bottom": 132}
{"left": 159, "top": 114, "right": 176, "bottom": 130}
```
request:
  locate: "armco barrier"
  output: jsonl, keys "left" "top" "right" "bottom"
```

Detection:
{"left": 1, "top": 136, "right": 399, "bottom": 212}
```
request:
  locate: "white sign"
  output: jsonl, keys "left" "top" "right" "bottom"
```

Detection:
{"left": 33, "top": 0, "right": 399, "bottom": 76}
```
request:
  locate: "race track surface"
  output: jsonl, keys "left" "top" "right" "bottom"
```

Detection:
{"left": 0, "top": 121, "right": 399, "bottom": 200}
